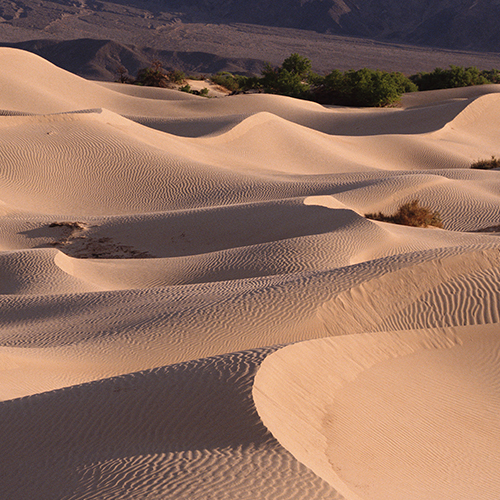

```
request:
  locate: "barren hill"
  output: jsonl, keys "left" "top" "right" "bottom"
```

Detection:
{"left": 156, "top": 0, "right": 500, "bottom": 52}
{"left": 1, "top": 0, "right": 500, "bottom": 80}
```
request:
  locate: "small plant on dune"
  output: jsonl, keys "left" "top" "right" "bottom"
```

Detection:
{"left": 471, "top": 156, "right": 500, "bottom": 170}
{"left": 178, "top": 84, "right": 210, "bottom": 97}
{"left": 135, "top": 60, "right": 173, "bottom": 88}
{"left": 136, "top": 61, "right": 186, "bottom": 88}
{"left": 167, "top": 69, "right": 186, "bottom": 84}
{"left": 365, "top": 199, "right": 443, "bottom": 228}
{"left": 210, "top": 71, "right": 241, "bottom": 92}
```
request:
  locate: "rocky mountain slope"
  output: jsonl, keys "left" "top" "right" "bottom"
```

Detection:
{"left": 153, "top": 0, "right": 500, "bottom": 52}
{"left": 0, "top": 0, "right": 499, "bottom": 79}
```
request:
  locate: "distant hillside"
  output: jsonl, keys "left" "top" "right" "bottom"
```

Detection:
{"left": 2, "top": 0, "right": 500, "bottom": 52}
{"left": 1, "top": 0, "right": 500, "bottom": 80}
{"left": 0, "top": 39, "right": 265, "bottom": 80}
{"left": 145, "top": 0, "right": 500, "bottom": 52}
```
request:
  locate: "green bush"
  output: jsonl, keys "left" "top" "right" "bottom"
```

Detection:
{"left": 167, "top": 69, "right": 186, "bottom": 84}
{"left": 260, "top": 53, "right": 313, "bottom": 98}
{"left": 481, "top": 69, "right": 500, "bottom": 84}
{"left": 281, "top": 53, "right": 313, "bottom": 80}
{"left": 135, "top": 63, "right": 186, "bottom": 87}
{"left": 410, "top": 65, "right": 491, "bottom": 90}
{"left": 365, "top": 199, "right": 443, "bottom": 228}
{"left": 210, "top": 72, "right": 241, "bottom": 92}
{"left": 206, "top": 54, "right": 416, "bottom": 105}
{"left": 471, "top": 156, "right": 500, "bottom": 169}
{"left": 236, "top": 75, "right": 261, "bottom": 90}
{"left": 313, "top": 68, "right": 417, "bottom": 107}
{"left": 135, "top": 60, "right": 173, "bottom": 88}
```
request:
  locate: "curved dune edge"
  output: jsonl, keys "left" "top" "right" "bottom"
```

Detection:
{"left": 253, "top": 323, "right": 500, "bottom": 500}
{"left": 0, "top": 347, "right": 341, "bottom": 500}
{"left": 1, "top": 244, "right": 499, "bottom": 402}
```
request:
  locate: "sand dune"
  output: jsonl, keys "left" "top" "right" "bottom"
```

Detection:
{"left": 254, "top": 323, "right": 500, "bottom": 500}
{"left": 1, "top": 48, "right": 499, "bottom": 499}
{"left": 0, "top": 348, "right": 342, "bottom": 499}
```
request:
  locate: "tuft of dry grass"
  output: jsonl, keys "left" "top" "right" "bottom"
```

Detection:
{"left": 365, "top": 199, "right": 443, "bottom": 228}
{"left": 471, "top": 156, "right": 500, "bottom": 170}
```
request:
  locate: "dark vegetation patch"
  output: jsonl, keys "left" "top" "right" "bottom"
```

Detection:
{"left": 474, "top": 225, "right": 500, "bottom": 233}
{"left": 365, "top": 200, "right": 443, "bottom": 228}
{"left": 206, "top": 54, "right": 418, "bottom": 106}
{"left": 410, "top": 66, "right": 500, "bottom": 91}
{"left": 119, "top": 53, "right": 500, "bottom": 107}
{"left": 471, "top": 156, "right": 500, "bottom": 170}
{"left": 205, "top": 56, "right": 500, "bottom": 107}
{"left": 48, "top": 222, "right": 154, "bottom": 259}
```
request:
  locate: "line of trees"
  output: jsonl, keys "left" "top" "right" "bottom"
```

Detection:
{"left": 211, "top": 54, "right": 417, "bottom": 107}
{"left": 211, "top": 54, "right": 500, "bottom": 107}
{"left": 119, "top": 54, "right": 500, "bottom": 107}
{"left": 410, "top": 65, "right": 500, "bottom": 90}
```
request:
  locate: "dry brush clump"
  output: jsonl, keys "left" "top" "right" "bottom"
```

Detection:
{"left": 365, "top": 199, "right": 443, "bottom": 228}
{"left": 471, "top": 156, "right": 500, "bottom": 170}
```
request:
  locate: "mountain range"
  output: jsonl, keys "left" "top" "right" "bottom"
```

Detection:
{"left": 159, "top": 0, "right": 500, "bottom": 52}
{"left": 0, "top": 0, "right": 499, "bottom": 79}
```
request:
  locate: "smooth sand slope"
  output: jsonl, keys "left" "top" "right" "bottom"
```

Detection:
{"left": 254, "top": 323, "right": 500, "bottom": 500}
{"left": 0, "top": 48, "right": 499, "bottom": 499}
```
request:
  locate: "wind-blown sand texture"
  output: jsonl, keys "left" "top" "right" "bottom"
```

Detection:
{"left": 0, "top": 48, "right": 499, "bottom": 499}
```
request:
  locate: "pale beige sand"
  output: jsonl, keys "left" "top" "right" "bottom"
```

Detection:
{"left": 0, "top": 48, "right": 499, "bottom": 499}
{"left": 254, "top": 323, "right": 500, "bottom": 500}
{"left": 0, "top": 347, "right": 342, "bottom": 500}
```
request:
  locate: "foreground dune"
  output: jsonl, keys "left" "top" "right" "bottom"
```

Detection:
{"left": 0, "top": 48, "right": 499, "bottom": 499}
{"left": 254, "top": 323, "right": 500, "bottom": 500}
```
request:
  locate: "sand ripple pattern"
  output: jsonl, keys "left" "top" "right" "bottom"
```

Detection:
{"left": 0, "top": 348, "right": 341, "bottom": 500}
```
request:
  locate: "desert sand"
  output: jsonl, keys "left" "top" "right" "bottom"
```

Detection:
{"left": 0, "top": 47, "right": 499, "bottom": 499}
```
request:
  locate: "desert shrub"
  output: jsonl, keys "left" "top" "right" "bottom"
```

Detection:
{"left": 480, "top": 69, "right": 500, "bottom": 84}
{"left": 211, "top": 71, "right": 241, "bottom": 92}
{"left": 281, "top": 53, "right": 313, "bottom": 80}
{"left": 471, "top": 156, "right": 500, "bottom": 169}
{"left": 241, "top": 54, "right": 415, "bottom": 105}
{"left": 211, "top": 72, "right": 262, "bottom": 93}
{"left": 135, "top": 62, "right": 187, "bottom": 87}
{"left": 260, "top": 53, "right": 313, "bottom": 98}
{"left": 135, "top": 60, "right": 173, "bottom": 87}
{"left": 236, "top": 75, "right": 262, "bottom": 91}
{"left": 167, "top": 69, "right": 186, "bottom": 84}
{"left": 410, "top": 65, "right": 491, "bottom": 90}
{"left": 115, "top": 65, "right": 131, "bottom": 83}
{"left": 261, "top": 66, "right": 310, "bottom": 97}
{"left": 365, "top": 199, "right": 443, "bottom": 228}
{"left": 312, "top": 68, "right": 417, "bottom": 107}
{"left": 178, "top": 85, "right": 210, "bottom": 97}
